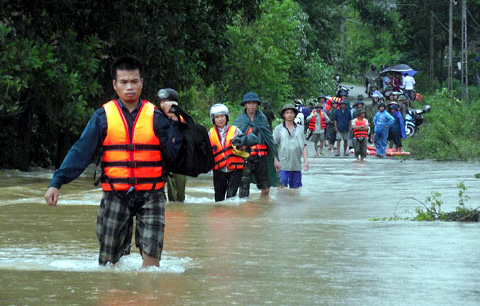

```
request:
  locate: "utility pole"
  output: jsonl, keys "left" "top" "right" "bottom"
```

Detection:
{"left": 448, "top": 0, "right": 453, "bottom": 92}
{"left": 461, "top": 0, "right": 469, "bottom": 103}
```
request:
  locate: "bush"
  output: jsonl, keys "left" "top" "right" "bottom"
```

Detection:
{"left": 405, "top": 88, "right": 480, "bottom": 161}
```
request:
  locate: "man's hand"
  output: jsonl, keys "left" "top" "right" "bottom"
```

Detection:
{"left": 160, "top": 101, "right": 179, "bottom": 121}
{"left": 304, "top": 161, "right": 310, "bottom": 172}
{"left": 274, "top": 157, "right": 281, "bottom": 172}
{"left": 44, "top": 187, "right": 59, "bottom": 206}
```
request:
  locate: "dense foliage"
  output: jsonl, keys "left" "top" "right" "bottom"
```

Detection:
{"left": 0, "top": 0, "right": 479, "bottom": 169}
{"left": 405, "top": 88, "right": 480, "bottom": 161}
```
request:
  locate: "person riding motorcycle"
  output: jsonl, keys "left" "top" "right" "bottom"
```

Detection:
{"left": 365, "top": 64, "right": 380, "bottom": 97}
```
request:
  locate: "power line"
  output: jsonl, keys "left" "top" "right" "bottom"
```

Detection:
{"left": 467, "top": 8, "right": 480, "bottom": 29}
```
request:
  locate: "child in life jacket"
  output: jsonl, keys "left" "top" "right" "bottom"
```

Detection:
{"left": 208, "top": 103, "right": 249, "bottom": 202}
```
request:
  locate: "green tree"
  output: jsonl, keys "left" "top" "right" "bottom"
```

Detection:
{"left": 222, "top": 0, "right": 335, "bottom": 108}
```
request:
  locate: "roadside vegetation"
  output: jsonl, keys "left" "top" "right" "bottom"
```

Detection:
{"left": 404, "top": 87, "right": 480, "bottom": 161}
{"left": 1, "top": 0, "right": 479, "bottom": 169}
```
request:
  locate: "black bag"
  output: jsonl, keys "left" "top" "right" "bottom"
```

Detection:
{"left": 164, "top": 106, "right": 214, "bottom": 177}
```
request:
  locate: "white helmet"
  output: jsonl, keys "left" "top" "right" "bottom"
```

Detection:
{"left": 209, "top": 103, "right": 230, "bottom": 123}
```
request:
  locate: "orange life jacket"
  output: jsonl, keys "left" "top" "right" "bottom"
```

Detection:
{"left": 353, "top": 118, "right": 368, "bottom": 138}
{"left": 209, "top": 126, "right": 245, "bottom": 171}
{"left": 101, "top": 100, "right": 164, "bottom": 191}
{"left": 308, "top": 110, "right": 326, "bottom": 131}
{"left": 246, "top": 126, "right": 268, "bottom": 157}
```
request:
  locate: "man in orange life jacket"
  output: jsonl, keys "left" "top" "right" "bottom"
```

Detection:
{"left": 44, "top": 56, "right": 183, "bottom": 268}
{"left": 233, "top": 92, "right": 281, "bottom": 197}
{"left": 352, "top": 109, "right": 369, "bottom": 161}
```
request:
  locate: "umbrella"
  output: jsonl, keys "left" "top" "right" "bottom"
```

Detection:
{"left": 380, "top": 64, "right": 417, "bottom": 76}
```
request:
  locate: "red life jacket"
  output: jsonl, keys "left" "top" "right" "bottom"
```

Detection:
{"left": 246, "top": 126, "right": 268, "bottom": 157}
{"left": 209, "top": 125, "right": 245, "bottom": 170}
{"left": 308, "top": 110, "right": 326, "bottom": 131}
{"left": 353, "top": 118, "right": 368, "bottom": 138}
{"left": 101, "top": 100, "right": 164, "bottom": 191}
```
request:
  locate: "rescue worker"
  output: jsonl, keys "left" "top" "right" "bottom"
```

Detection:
{"left": 208, "top": 103, "right": 246, "bottom": 202}
{"left": 44, "top": 56, "right": 183, "bottom": 268}
{"left": 306, "top": 100, "right": 328, "bottom": 157}
{"left": 233, "top": 92, "right": 281, "bottom": 198}
{"left": 157, "top": 88, "right": 187, "bottom": 202}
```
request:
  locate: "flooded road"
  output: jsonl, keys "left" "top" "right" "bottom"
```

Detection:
{"left": 1, "top": 147, "right": 479, "bottom": 306}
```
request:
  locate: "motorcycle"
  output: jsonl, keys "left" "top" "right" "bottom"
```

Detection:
{"left": 404, "top": 105, "right": 431, "bottom": 137}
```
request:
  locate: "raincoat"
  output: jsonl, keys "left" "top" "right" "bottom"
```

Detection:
{"left": 373, "top": 110, "right": 394, "bottom": 156}
{"left": 233, "top": 110, "right": 281, "bottom": 187}
{"left": 390, "top": 110, "right": 406, "bottom": 139}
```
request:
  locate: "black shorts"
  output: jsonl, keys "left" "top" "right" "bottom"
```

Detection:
{"left": 391, "top": 131, "right": 403, "bottom": 147}
{"left": 239, "top": 155, "right": 270, "bottom": 197}
{"left": 96, "top": 190, "right": 166, "bottom": 265}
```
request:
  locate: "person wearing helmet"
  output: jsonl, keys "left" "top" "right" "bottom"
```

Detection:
{"left": 352, "top": 109, "right": 369, "bottom": 161}
{"left": 351, "top": 95, "right": 365, "bottom": 117}
{"left": 157, "top": 88, "right": 187, "bottom": 202}
{"left": 233, "top": 92, "right": 281, "bottom": 198}
{"left": 334, "top": 100, "right": 352, "bottom": 156}
{"left": 337, "top": 90, "right": 351, "bottom": 113}
{"left": 373, "top": 102, "right": 394, "bottom": 158}
{"left": 273, "top": 104, "right": 309, "bottom": 189}
{"left": 208, "top": 103, "right": 247, "bottom": 202}
{"left": 306, "top": 100, "right": 328, "bottom": 157}
{"left": 388, "top": 103, "right": 406, "bottom": 152}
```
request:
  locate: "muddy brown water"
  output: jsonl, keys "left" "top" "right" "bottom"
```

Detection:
{"left": 1, "top": 147, "right": 479, "bottom": 306}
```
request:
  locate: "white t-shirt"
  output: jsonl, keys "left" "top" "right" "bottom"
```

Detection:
{"left": 402, "top": 75, "right": 415, "bottom": 90}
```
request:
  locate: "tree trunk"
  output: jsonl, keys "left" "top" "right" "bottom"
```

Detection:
{"left": 429, "top": 12, "right": 434, "bottom": 93}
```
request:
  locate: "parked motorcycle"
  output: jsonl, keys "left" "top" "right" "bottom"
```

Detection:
{"left": 405, "top": 105, "right": 431, "bottom": 137}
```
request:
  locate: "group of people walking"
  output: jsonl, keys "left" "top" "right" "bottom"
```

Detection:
{"left": 43, "top": 56, "right": 309, "bottom": 269}
{"left": 43, "top": 55, "right": 412, "bottom": 270}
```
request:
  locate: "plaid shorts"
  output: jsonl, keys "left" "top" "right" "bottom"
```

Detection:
{"left": 96, "top": 190, "right": 166, "bottom": 265}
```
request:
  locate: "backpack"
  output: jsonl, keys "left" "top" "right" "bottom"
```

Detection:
{"left": 164, "top": 106, "right": 214, "bottom": 177}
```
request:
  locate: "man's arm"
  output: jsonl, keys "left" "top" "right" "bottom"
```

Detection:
{"left": 45, "top": 109, "right": 105, "bottom": 205}
{"left": 302, "top": 145, "right": 309, "bottom": 171}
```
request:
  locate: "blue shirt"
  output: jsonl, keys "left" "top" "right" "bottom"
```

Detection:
{"left": 49, "top": 99, "right": 183, "bottom": 189}
{"left": 334, "top": 108, "right": 352, "bottom": 132}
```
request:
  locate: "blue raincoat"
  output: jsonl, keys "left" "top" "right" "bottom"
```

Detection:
{"left": 373, "top": 110, "right": 394, "bottom": 156}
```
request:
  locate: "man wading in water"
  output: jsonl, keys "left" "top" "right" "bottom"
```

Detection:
{"left": 44, "top": 56, "right": 183, "bottom": 268}
{"left": 233, "top": 92, "right": 281, "bottom": 197}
